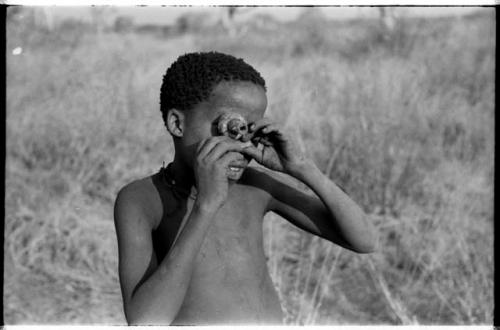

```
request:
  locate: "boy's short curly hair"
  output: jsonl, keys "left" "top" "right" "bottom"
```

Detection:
{"left": 160, "top": 51, "right": 266, "bottom": 124}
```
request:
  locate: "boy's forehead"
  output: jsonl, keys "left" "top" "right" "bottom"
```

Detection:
{"left": 207, "top": 81, "right": 267, "bottom": 113}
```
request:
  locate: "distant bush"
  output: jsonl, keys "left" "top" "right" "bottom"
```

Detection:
{"left": 113, "top": 16, "right": 134, "bottom": 33}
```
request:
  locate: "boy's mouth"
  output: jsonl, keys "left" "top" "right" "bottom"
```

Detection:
{"left": 228, "top": 166, "right": 243, "bottom": 174}
{"left": 228, "top": 160, "right": 248, "bottom": 174}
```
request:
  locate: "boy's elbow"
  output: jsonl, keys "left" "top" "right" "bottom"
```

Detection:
{"left": 126, "top": 309, "right": 174, "bottom": 326}
{"left": 356, "top": 237, "right": 378, "bottom": 253}
{"left": 346, "top": 219, "right": 379, "bottom": 253}
{"left": 354, "top": 229, "right": 379, "bottom": 253}
{"left": 125, "top": 297, "right": 176, "bottom": 326}
{"left": 126, "top": 314, "right": 144, "bottom": 326}
{"left": 125, "top": 302, "right": 145, "bottom": 326}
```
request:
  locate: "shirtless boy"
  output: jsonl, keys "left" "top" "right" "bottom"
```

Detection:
{"left": 114, "top": 52, "right": 378, "bottom": 325}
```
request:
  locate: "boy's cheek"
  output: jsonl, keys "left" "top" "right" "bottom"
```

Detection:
{"left": 181, "top": 126, "right": 211, "bottom": 146}
{"left": 179, "top": 140, "right": 202, "bottom": 166}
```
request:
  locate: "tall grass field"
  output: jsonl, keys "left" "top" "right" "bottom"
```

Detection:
{"left": 5, "top": 7, "right": 494, "bottom": 325}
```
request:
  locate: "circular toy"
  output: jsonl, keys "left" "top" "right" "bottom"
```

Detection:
{"left": 217, "top": 113, "right": 248, "bottom": 140}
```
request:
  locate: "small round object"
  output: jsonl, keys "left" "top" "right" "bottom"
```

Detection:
{"left": 217, "top": 113, "right": 248, "bottom": 140}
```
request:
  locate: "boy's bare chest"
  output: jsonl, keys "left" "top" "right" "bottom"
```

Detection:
{"left": 151, "top": 183, "right": 283, "bottom": 324}
{"left": 152, "top": 184, "right": 268, "bottom": 267}
{"left": 194, "top": 200, "right": 266, "bottom": 279}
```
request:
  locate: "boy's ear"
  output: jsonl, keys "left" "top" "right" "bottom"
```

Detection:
{"left": 166, "top": 109, "right": 185, "bottom": 137}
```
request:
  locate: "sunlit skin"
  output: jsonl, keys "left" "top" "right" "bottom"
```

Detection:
{"left": 114, "top": 81, "right": 378, "bottom": 325}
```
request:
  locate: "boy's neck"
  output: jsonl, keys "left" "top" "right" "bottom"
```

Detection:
{"left": 168, "top": 156, "right": 238, "bottom": 193}
{"left": 169, "top": 157, "right": 196, "bottom": 191}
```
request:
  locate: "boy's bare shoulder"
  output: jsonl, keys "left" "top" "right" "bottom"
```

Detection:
{"left": 114, "top": 175, "right": 163, "bottom": 229}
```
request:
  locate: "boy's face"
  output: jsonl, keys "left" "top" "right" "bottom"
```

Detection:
{"left": 179, "top": 81, "right": 267, "bottom": 180}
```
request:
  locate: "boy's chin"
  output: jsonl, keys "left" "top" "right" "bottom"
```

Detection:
{"left": 226, "top": 167, "right": 245, "bottom": 181}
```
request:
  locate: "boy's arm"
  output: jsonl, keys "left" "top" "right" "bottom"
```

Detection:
{"left": 242, "top": 120, "right": 378, "bottom": 253}
{"left": 249, "top": 164, "right": 377, "bottom": 253}
{"left": 114, "top": 185, "right": 218, "bottom": 325}
{"left": 114, "top": 136, "right": 251, "bottom": 325}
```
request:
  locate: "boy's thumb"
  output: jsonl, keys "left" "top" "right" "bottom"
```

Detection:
{"left": 241, "top": 144, "right": 262, "bottom": 161}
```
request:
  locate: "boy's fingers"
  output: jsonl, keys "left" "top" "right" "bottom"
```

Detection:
{"left": 252, "top": 135, "right": 273, "bottom": 147}
{"left": 248, "top": 118, "right": 274, "bottom": 134}
{"left": 240, "top": 144, "right": 263, "bottom": 162}
{"left": 217, "top": 151, "right": 247, "bottom": 168}
{"left": 197, "top": 136, "right": 233, "bottom": 158}
{"left": 196, "top": 138, "right": 209, "bottom": 155}
{"left": 261, "top": 124, "right": 281, "bottom": 135}
{"left": 249, "top": 119, "right": 286, "bottom": 145}
{"left": 204, "top": 139, "right": 252, "bottom": 162}
{"left": 241, "top": 132, "right": 253, "bottom": 142}
{"left": 261, "top": 138, "right": 274, "bottom": 147}
{"left": 197, "top": 136, "right": 222, "bottom": 155}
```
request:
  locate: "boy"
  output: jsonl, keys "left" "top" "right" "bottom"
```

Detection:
{"left": 114, "top": 52, "right": 377, "bottom": 325}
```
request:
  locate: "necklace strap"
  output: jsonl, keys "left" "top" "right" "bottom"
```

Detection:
{"left": 160, "top": 163, "right": 198, "bottom": 200}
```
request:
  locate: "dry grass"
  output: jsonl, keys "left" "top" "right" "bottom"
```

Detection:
{"left": 4, "top": 7, "right": 494, "bottom": 325}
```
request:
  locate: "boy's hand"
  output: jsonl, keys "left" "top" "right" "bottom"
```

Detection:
{"left": 194, "top": 136, "right": 251, "bottom": 210}
{"left": 242, "top": 118, "right": 307, "bottom": 175}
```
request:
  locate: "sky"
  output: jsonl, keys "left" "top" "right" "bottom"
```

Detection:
{"left": 27, "top": 6, "right": 488, "bottom": 26}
